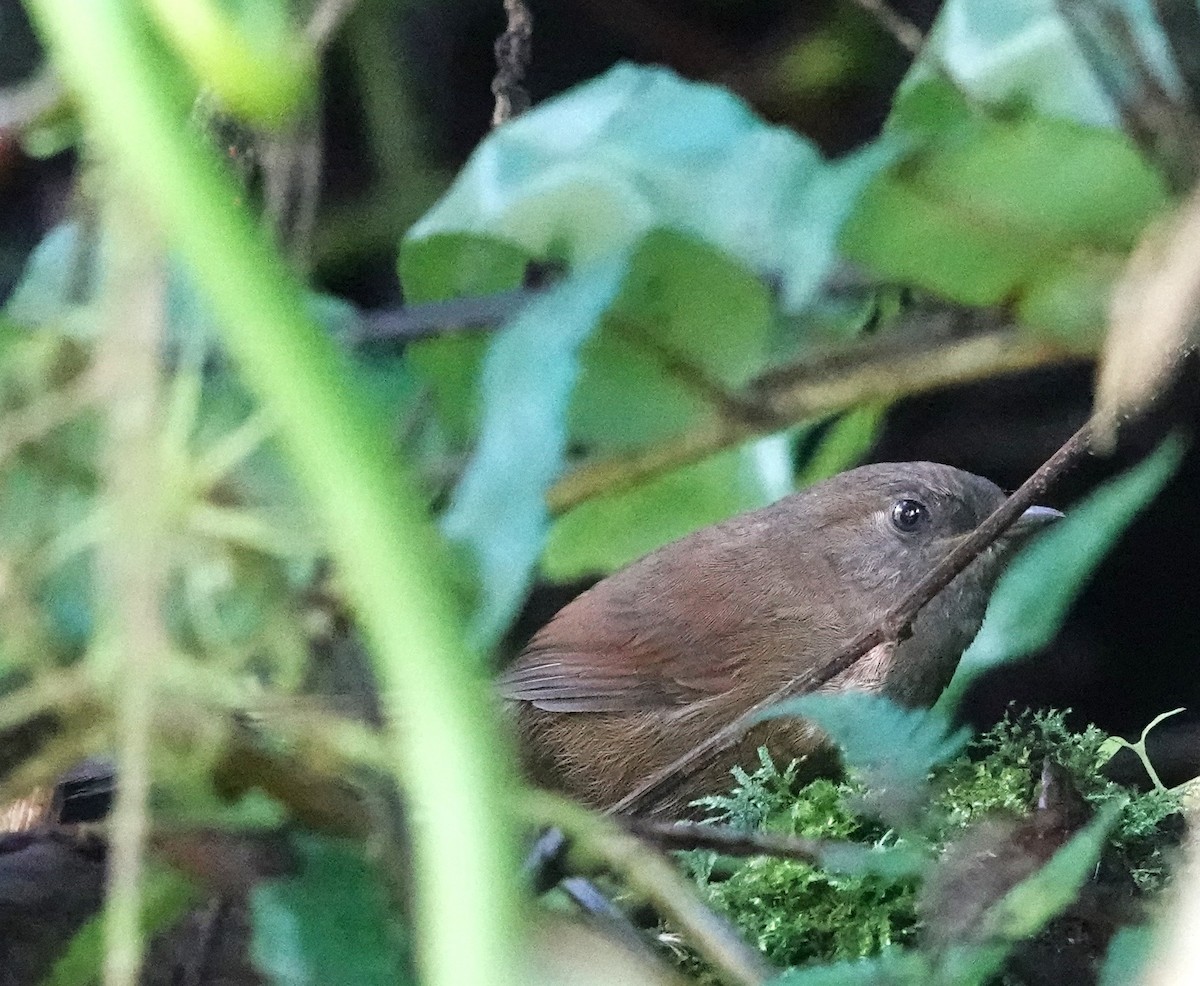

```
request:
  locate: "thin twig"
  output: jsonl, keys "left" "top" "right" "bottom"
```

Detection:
{"left": 492, "top": 0, "right": 533, "bottom": 127}
{"left": 625, "top": 819, "right": 828, "bottom": 865}
{"left": 354, "top": 286, "right": 538, "bottom": 343}
{"left": 549, "top": 321, "right": 1080, "bottom": 515}
{"left": 608, "top": 423, "right": 1094, "bottom": 816}
{"left": 526, "top": 791, "right": 778, "bottom": 986}
{"left": 847, "top": 0, "right": 925, "bottom": 55}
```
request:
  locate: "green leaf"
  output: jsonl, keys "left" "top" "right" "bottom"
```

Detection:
{"left": 902, "top": 0, "right": 1180, "bottom": 129}
{"left": 399, "top": 234, "right": 529, "bottom": 443}
{"left": 404, "top": 62, "right": 898, "bottom": 313}
{"left": 756, "top": 691, "right": 969, "bottom": 825}
{"left": 842, "top": 106, "right": 1169, "bottom": 316}
{"left": 986, "top": 799, "right": 1123, "bottom": 941}
{"left": 941, "top": 436, "right": 1183, "bottom": 709}
{"left": 46, "top": 864, "right": 198, "bottom": 986}
{"left": 1098, "top": 925, "right": 1155, "bottom": 986}
{"left": 542, "top": 436, "right": 793, "bottom": 579}
{"left": 767, "top": 952, "right": 927, "bottom": 986}
{"left": 440, "top": 256, "right": 630, "bottom": 647}
{"left": 570, "top": 230, "right": 774, "bottom": 449}
{"left": 795, "top": 405, "right": 885, "bottom": 487}
{"left": 1014, "top": 249, "right": 1125, "bottom": 349}
{"left": 250, "top": 835, "right": 410, "bottom": 986}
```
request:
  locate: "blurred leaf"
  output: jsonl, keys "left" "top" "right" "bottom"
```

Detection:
{"left": 843, "top": 93, "right": 1169, "bottom": 325}
{"left": 440, "top": 257, "right": 630, "bottom": 647}
{"left": 941, "top": 435, "right": 1183, "bottom": 709}
{"left": 817, "top": 842, "right": 928, "bottom": 881}
{"left": 6, "top": 220, "right": 359, "bottom": 353}
{"left": 903, "top": 0, "right": 1181, "bottom": 129}
{"left": 143, "top": 0, "right": 314, "bottom": 125}
{"left": 1097, "top": 924, "right": 1155, "bottom": 986}
{"left": 767, "top": 952, "right": 927, "bottom": 986}
{"left": 543, "top": 436, "right": 793, "bottom": 579}
{"left": 756, "top": 691, "right": 969, "bottom": 825}
{"left": 404, "top": 62, "right": 899, "bottom": 313}
{"left": 1095, "top": 189, "right": 1200, "bottom": 446}
{"left": 986, "top": 800, "right": 1122, "bottom": 941}
{"left": 1014, "top": 249, "right": 1125, "bottom": 349}
{"left": 46, "top": 864, "right": 197, "bottom": 986}
{"left": 250, "top": 835, "right": 409, "bottom": 986}
{"left": 399, "top": 233, "right": 528, "bottom": 442}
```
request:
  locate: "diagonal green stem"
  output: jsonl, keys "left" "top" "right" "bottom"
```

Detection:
{"left": 24, "top": 2, "right": 524, "bottom": 983}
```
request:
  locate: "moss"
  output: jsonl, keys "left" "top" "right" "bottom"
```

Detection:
{"left": 677, "top": 710, "right": 1182, "bottom": 979}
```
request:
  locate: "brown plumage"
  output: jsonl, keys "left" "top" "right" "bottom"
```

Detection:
{"left": 500, "top": 462, "right": 1060, "bottom": 813}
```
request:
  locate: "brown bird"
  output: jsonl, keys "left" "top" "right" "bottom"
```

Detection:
{"left": 500, "top": 462, "right": 1061, "bottom": 813}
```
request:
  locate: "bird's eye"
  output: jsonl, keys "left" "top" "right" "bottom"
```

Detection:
{"left": 890, "top": 498, "right": 930, "bottom": 533}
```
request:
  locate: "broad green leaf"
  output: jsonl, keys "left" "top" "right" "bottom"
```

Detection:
{"left": 440, "top": 256, "right": 630, "bottom": 647}
{"left": 404, "top": 62, "right": 898, "bottom": 313}
{"left": 842, "top": 104, "right": 1169, "bottom": 318}
{"left": 757, "top": 691, "right": 970, "bottom": 780}
{"left": 940, "top": 436, "right": 1182, "bottom": 710}
{"left": 795, "top": 405, "right": 885, "bottom": 487}
{"left": 903, "top": 0, "right": 1180, "bottom": 129}
{"left": 1014, "top": 249, "right": 1125, "bottom": 349}
{"left": 767, "top": 952, "right": 927, "bottom": 986}
{"left": 250, "top": 835, "right": 409, "bottom": 986}
{"left": 542, "top": 435, "right": 793, "bottom": 579}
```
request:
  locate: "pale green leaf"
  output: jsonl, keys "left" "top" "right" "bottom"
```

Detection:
{"left": 440, "top": 256, "right": 630, "bottom": 647}
{"left": 757, "top": 691, "right": 969, "bottom": 779}
{"left": 404, "top": 62, "right": 898, "bottom": 313}
{"left": 904, "top": 0, "right": 1180, "bottom": 129}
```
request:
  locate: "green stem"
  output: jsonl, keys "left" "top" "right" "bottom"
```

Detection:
{"left": 96, "top": 178, "right": 167, "bottom": 986}
{"left": 25, "top": 2, "right": 525, "bottom": 984}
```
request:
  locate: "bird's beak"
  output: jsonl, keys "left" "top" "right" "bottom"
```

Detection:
{"left": 1006, "top": 504, "right": 1064, "bottom": 539}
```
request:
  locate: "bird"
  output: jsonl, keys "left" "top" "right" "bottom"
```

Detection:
{"left": 499, "top": 461, "right": 1062, "bottom": 813}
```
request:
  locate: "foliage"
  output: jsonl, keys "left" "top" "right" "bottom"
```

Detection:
{"left": 679, "top": 710, "right": 1181, "bottom": 981}
{"left": 1, "top": 0, "right": 1197, "bottom": 982}
{"left": 250, "top": 835, "right": 412, "bottom": 986}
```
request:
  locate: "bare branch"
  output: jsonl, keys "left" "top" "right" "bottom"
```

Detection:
{"left": 549, "top": 318, "right": 1083, "bottom": 515}
{"left": 492, "top": 0, "right": 533, "bottom": 127}
{"left": 354, "top": 287, "right": 537, "bottom": 343}
{"left": 847, "top": 0, "right": 925, "bottom": 55}
{"left": 608, "top": 423, "right": 1094, "bottom": 815}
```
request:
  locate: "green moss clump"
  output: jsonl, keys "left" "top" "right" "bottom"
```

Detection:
{"left": 677, "top": 710, "right": 1181, "bottom": 977}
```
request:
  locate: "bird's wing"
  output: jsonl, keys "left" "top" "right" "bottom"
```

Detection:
{"left": 497, "top": 552, "right": 784, "bottom": 713}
